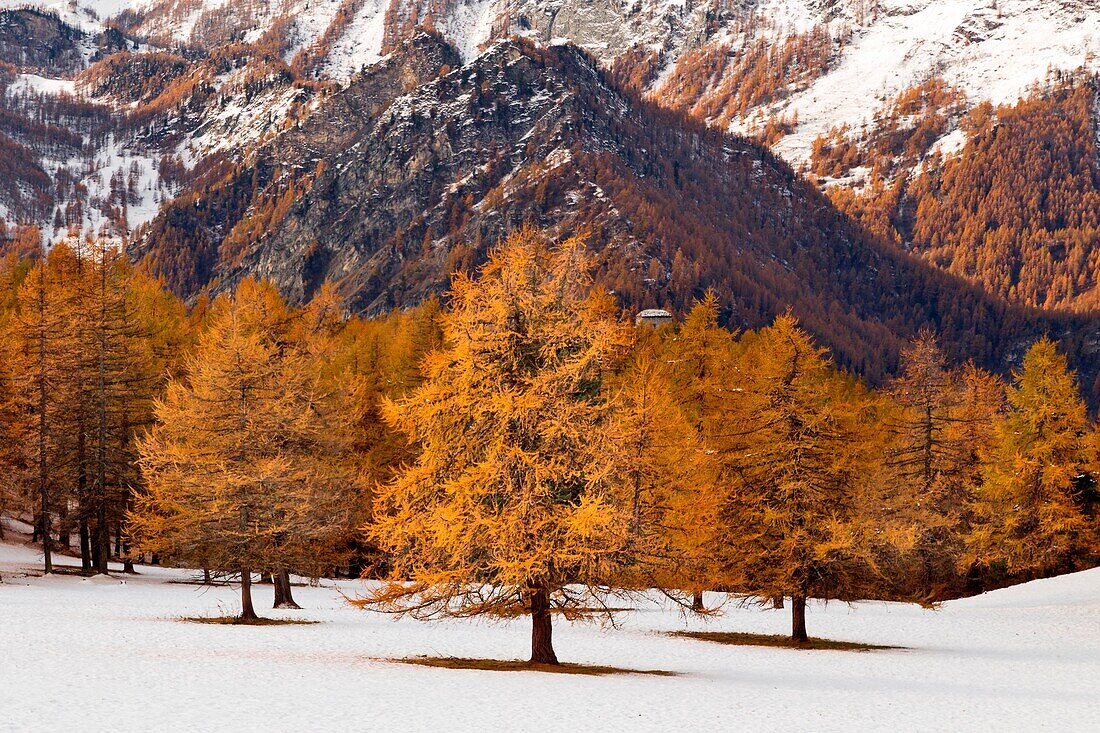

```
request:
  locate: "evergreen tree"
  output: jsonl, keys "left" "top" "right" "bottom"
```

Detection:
{"left": 884, "top": 332, "right": 968, "bottom": 597}
{"left": 6, "top": 246, "right": 84, "bottom": 573}
{"left": 608, "top": 348, "right": 715, "bottom": 597}
{"left": 663, "top": 292, "right": 734, "bottom": 609}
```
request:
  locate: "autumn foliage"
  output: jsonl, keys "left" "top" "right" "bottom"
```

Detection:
{"left": 1, "top": 229, "right": 1098, "bottom": 655}
{"left": 357, "top": 231, "right": 651, "bottom": 663}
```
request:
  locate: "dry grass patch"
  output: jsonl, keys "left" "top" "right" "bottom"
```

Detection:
{"left": 181, "top": 616, "right": 319, "bottom": 626}
{"left": 671, "top": 630, "right": 901, "bottom": 651}
{"left": 391, "top": 656, "right": 677, "bottom": 676}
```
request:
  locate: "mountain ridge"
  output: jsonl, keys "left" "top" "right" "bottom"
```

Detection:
{"left": 131, "top": 35, "right": 1100, "bottom": 393}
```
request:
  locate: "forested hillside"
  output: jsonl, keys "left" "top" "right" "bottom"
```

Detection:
{"left": 818, "top": 72, "right": 1100, "bottom": 311}
{"left": 127, "top": 38, "right": 1100, "bottom": 394}
{"left": 1, "top": 0, "right": 1099, "bottom": 389}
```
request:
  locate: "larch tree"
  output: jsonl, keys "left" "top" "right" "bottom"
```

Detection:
{"left": 81, "top": 242, "right": 176, "bottom": 574}
{"left": 0, "top": 254, "right": 32, "bottom": 545}
{"left": 0, "top": 327, "right": 31, "bottom": 549}
{"left": 662, "top": 292, "right": 734, "bottom": 610}
{"left": 883, "top": 331, "right": 970, "bottom": 597}
{"left": 712, "top": 315, "right": 882, "bottom": 641}
{"left": 4, "top": 240, "right": 185, "bottom": 575}
{"left": 323, "top": 297, "right": 444, "bottom": 580}
{"left": 7, "top": 246, "right": 85, "bottom": 573}
{"left": 965, "top": 339, "right": 1097, "bottom": 579}
{"left": 607, "top": 348, "right": 716, "bottom": 598}
{"left": 130, "top": 280, "right": 360, "bottom": 620}
{"left": 360, "top": 230, "right": 643, "bottom": 665}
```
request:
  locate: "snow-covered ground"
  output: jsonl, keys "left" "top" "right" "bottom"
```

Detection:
{"left": 1, "top": 536, "right": 1097, "bottom": 732}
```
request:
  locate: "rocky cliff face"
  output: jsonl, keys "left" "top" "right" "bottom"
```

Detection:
{"left": 132, "top": 33, "right": 462, "bottom": 298}
{"left": 0, "top": 8, "right": 133, "bottom": 76}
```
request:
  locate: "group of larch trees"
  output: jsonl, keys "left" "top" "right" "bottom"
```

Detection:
{"left": 1, "top": 228, "right": 1097, "bottom": 664}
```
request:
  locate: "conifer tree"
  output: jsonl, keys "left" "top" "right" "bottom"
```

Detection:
{"left": 0, "top": 326, "right": 30, "bottom": 546}
{"left": 884, "top": 331, "right": 969, "bottom": 597}
{"left": 2, "top": 241, "right": 186, "bottom": 574}
{"left": 712, "top": 315, "right": 881, "bottom": 641}
{"left": 7, "top": 247, "right": 83, "bottom": 573}
{"left": 965, "top": 339, "right": 1097, "bottom": 579}
{"left": 951, "top": 364, "right": 1006, "bottom": 492}
{"left": 361, "top": 231, "right": 640, "bottom": 665}
{"left": 131, "top": 280, "right": 359, "bottom": 620}
{"left": 0, "top": 254, "right": 32, "bottom": 543}
{"left": 663, "top": 292, "right": 734, "bottom": 609}
{"left": 608, "top": 349, "right": 716, "bottom": 596}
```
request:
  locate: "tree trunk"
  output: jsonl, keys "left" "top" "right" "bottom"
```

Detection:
{"left": 529, "top": 586, "right": 558, "bottom": 665}
{"left": 273, "top": 569, "right": 301, "bottom": 609}
{"left": 35, "top": 265, "right": 51, "bottom": 575}
{"left": 93, "top": 488, "right": 109, "bottom": 573}
{"left": 691, "top": 591, "right": 704, "bottom": 613}
{"left": 79, "top": 516, "right": 91, "bottom": 573}
{"left": 772, "top": 595, "right": 784, "bottom": 609}
{"left": 93, "top": 245, "right": 110, "bottom": 577}
{"left": 121, "top": 535, "right": 135, "bottom": 574}
{"left": 56, "top": 501, "right": 68, "bottom": 548}
{"left": 203, "top": 567, "right": 211, "bottom": 584}
{"left": 90, "top": 524, "right": 101, "bottom": 571}
{"left": 94, "top": 513, "right": 109, "bottom": 574}
{"left": 239, "top": 569, "right": 258, "bottom": 621}
{"left": 791, "top": 594, "right": 808, "bottom": 642}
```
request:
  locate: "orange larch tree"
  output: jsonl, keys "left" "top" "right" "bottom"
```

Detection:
{"left": 360, "top": 230, "right": 660, "bottom": 665}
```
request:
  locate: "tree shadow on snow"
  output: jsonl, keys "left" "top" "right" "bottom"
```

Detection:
{"left": 671, "top": 630, "right": 903, "bottom": 652}
{"left": 389, "top": 656, "right": 678, "bottom": 677}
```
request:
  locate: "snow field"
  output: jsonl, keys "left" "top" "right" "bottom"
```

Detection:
{"left": 1, "top": 538, "right": 1098, "bottom": 732}
{"left": 764, "top": 0, "right": 1100, "bottom": 166}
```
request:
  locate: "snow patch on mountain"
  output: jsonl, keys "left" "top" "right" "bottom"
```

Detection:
{"left": 0, "top": 0, "right": 144, "bottom": 33}
{"left": 9, "top": 72, "right": 75, "bottom": 96}
{"left": 432, "top": 0, "right": 497, "bottom": 62}
{"left": 322, "top": 0, "right": 390, "bottom": 78}
{"left": 283, "top": 0, "right": 346, "bottom": 62}
{"left": 760, "top": 0, "right": 1100, "bottom": 166}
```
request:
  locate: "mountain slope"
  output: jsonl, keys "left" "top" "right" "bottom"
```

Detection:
{"left": 131, "top": 36, "right": 1100, "bottom": 389}
{"left": 0, "top": 7, "right": 134, "bottom": 75}
{"left": 5, "top": 0, "right": 1095, "bottom": 313}
{"left": 4, "top": 0, "right": 1100, "bottom": 393}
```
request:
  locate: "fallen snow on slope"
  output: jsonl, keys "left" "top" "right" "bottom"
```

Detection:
{"left": 281, "top": 0, "right": 346, "bottom": 64}
{"left": 0, "top": 0, "right": 145, "bottom": 32}
{"left": 8, "top": 73, "right": 75, "bottom": 96}
{"left": 766, "top": 0, "right": 1100, "bottom": 166}
{"left": 1, "top": 537, "right": 1097, "bottom": 732}
{"left": 3, "top": 73, "right": 176, "bottom": 245}
{"left": 322, "top": 0, "right": 390, "bottom": 79}
{"left": 323, "top": 0, "right": 498, "bottom": 80}
{"left": 433, "top": 0, "right": 498, "bottom": 62}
